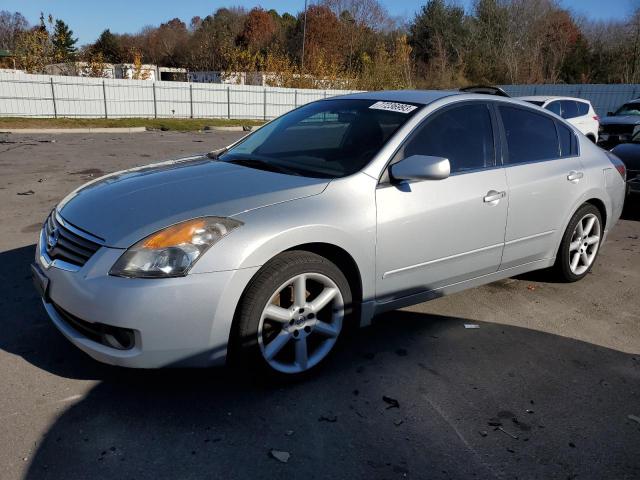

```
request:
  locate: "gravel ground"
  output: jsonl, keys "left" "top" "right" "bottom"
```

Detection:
{"left": 1, "top": 131, "right": 639, "bottom": 480}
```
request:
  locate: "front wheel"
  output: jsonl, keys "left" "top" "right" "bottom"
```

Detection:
{"left": 232, "top": 251, "right": 352, "bottom": 378}
{"left": 554, "top": 204, "right": 602, "bottom": 282}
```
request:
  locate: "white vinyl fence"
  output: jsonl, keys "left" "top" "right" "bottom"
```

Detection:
{"left": 0, "top": 70, "right": 359, "bottom": 120}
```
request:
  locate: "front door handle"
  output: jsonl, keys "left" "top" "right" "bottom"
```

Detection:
{"left": 567, "top": 171, "right": 584, "bottom": 182}
{"left": 483, "top": 190, "right": 506, "bottom": 204}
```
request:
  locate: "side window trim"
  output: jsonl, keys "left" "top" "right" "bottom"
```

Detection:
{"left": 496, "top": 103, "right": 567, "bottom": 167}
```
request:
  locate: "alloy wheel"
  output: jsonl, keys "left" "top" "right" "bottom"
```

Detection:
{"left": 568, "top": 213, "right": 601, "bottom": 276}
{"left": 257, "top": 273, "right": 344, "bottom": 374}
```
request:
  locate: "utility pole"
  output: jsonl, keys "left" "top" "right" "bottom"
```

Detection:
{"left": 301, "top": 0, "right": 308, "bottom": 72}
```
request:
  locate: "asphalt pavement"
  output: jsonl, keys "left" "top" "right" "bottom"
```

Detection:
{"left": 0, "top": 131, "right": 639, "bottom": 480}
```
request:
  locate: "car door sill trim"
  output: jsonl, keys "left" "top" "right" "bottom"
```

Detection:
{"left": 504, "top": 230, "right": 555, "bottom": 246}
{"left": 382, "top": 242, "right": 504, "bottom": 279}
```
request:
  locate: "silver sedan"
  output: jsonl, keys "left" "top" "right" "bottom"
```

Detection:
{"left": 32, "top": 90, "right": 627, "bottom": 377}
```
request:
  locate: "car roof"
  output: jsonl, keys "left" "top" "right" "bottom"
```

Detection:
{"left": 518, "top": 95, "right": 591, "bottom": 104}
{"left": 331, "top": 89, "right": 462, "bottom": 105}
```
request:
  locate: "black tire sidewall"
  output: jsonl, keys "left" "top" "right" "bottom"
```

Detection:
{"left": 556, "top": 204, "right": 602, "bottom": 282}
{"left": 230, "top": 251, "right": 353, "bottom": 379}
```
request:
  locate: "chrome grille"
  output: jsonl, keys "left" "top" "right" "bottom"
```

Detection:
{"left": 43, "top": 212, "right": 101, "bottom": 267}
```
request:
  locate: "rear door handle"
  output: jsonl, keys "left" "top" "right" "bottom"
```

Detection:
{"left": 483, "top": 190, "right": 506, "bottom": 204}
{"left": 567, "top": 171, "right": 584, "bottom": 182}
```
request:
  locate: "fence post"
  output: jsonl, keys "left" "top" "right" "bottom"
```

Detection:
{"left": 152, "top": 82, "right": 157, "bottom": 119}
{"left": 227, "top": 87, "right": 231, "bottom": 120}
{"left": 324, "top": 90, "right": 328, "bottom": 99}
{"left": 294, "top": 89, "right": 298, "bottom": 108}
{"left": 263, "top": 88, "right": 267, "bottom": 121}
{"left": 49, "top": 78, "right": 57, "bottom": 119}
{"left": 102, "top": 80, "right": 108, "bottom": 119}
{"left": 189, "top": 83, "right": 194, "bottom": 119}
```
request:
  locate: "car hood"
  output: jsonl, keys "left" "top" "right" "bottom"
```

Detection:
{"left": 611, "top": 143, "right": 640, "bottom": 169}
{"left": 57, "top": 156, "right": 329, "bottom": 248}
{"left": 600, "top": 116, "right": 640, "bottom": 126}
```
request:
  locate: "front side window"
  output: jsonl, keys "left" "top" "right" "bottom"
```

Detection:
{"left": 221, "top": 99, "right": 420, "bottom": 178}
{"left": 394, "top": 103, "right": 495, "bottom": 174}
{"left": 499, "top": 106, "right": 559, "bottom": 164}
{"left": 561, "top": 100, "right": 579, "bottom": 119}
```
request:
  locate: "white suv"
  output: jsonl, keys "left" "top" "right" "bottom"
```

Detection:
{"left": 519, "top": 96, "right": 599, "bottom": 143}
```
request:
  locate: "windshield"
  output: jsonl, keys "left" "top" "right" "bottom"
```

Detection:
{"left": 614, "top": 102, "right": 640, "bottom": 116}
{"left": 220, "top": 98, "right": 421, "bottom": 178}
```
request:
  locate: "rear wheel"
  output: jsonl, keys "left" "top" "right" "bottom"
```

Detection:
{"left": 232, "top": 251, "right": 352, "bottom": 378}
{"left": 554, "top": 204, "right": 602, "bottom": 282}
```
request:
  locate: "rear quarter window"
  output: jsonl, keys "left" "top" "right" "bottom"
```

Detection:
{"left": 576, "top": 102, "right": 590, "bottom": 116}
{"left": 557, "top": 121, "right": 578, "bottom": 157}
{"left": 499, "top": 106, "right": 560, "bottom": 164}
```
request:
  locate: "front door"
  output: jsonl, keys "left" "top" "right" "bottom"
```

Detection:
{"left": 375, "top": 102, "right": 508, "bottom": 302}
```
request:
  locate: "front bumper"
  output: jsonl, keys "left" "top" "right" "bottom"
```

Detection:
{"left": 33, "top": 234, "right": 259, "bottom": 368}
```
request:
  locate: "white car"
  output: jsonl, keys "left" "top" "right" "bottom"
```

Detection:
{"left": 519, "top": 96, "right": 599, "bottom": 143}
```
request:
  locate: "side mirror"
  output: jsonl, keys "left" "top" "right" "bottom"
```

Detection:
{"left": 390, "top": 155, "right": 450, "bottom": 182}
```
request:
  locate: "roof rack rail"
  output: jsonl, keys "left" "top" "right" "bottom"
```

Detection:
{"left": 459, "top": 86, "right": 510, "bottom": 97}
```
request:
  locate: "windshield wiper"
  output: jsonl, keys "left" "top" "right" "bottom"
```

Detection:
{"left": 224, "top": 157, "right": 301, "bottom": 176}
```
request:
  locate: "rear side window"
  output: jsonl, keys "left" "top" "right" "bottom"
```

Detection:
{"left": 576, "top": 102, "right": 590, "bottom": 116}
{"left": 397, "top": 103, "right": 495, "bottom": 174}
{"left": 561, "top": 100, "right": 579, "bottom": 119}
{"left": 499, "top": 106, "right": 559, "bottom": 164}
{"left": 546, "top": 101, "right": 561, "bottom": 116}
{"left": 557, "top": 122, "right": 578, "bottom": 157}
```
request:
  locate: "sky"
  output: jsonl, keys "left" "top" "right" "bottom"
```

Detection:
{"left": 2, "top": 0, "right": 637, "bottom": 45}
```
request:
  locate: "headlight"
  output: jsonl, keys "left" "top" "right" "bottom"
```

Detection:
{"left": 109, "top": 217, "right": 242, "bottom": 278}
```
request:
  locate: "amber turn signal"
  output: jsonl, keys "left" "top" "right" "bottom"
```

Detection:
{"left": 142, "top": 219, "right": 206, "bottom": 249}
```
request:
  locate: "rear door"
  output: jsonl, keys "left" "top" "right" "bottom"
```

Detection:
{"left": 375, "top": 101, "right": 508, "bottom": 301}
{"left": 497, "top": 105, "right": 583, "bottom": 269}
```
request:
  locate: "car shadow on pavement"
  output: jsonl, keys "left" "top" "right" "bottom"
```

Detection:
{"left": 2, "top": 245, "right": 639, "bottom": 479}
{"left": 0, "top": 245, "right": 115, "bottom": 380}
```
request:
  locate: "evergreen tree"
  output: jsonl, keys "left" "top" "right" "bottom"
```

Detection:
{"left": 52, "top": 19, "right": 77, "bottom": 61}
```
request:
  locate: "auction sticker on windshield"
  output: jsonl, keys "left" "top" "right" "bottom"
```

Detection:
{"left": 369, "top": 101, "right": 418, "bottom": 114}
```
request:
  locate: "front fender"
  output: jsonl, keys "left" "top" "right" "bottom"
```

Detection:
{"left": 190, "top": 173, "right": 378, "bottom": 305}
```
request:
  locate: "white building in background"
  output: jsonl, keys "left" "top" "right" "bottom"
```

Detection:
{"left": 44, "top": 62, "right": 116, "bottom": 78}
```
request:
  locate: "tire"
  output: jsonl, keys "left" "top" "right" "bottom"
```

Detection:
{"left": 554, "top": 204, "right": 603, "bottom": 282}
{"left": 230, "top": 251, "right": 352, "bottom": 380}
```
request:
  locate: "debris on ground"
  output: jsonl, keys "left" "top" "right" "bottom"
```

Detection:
{"left": 464, "top": 324, "right": 480, "bottom": 329}
{"left": 479, "top": 430, "right": 488, "bottom": 437}
{"left": 352, "top": 389, "right": 359, "bottom": 396}
{"left": 383, "top": 396, "right": 400, "bottom": 409}
{"left": 488, "top": 420, "right": 502, "bottom": 427}
{"left": 394, "top": 419, "right": 404, "bottom": 426}
{"left": 628, "top": 414, "right": 640, "bottom": 424}
{"left": 285, "top": 430, "right": 294, "bottom": 436}
{"left": 497, "top": 426, "right": 519, "bottom": 440}
{"left": 569, "top": 442, "right": 576, "bottom": 448}
{"left": 17, "top": 190, "right": 34, "bottom": 195}
{"left": 526, "top": 409, "right": 535, "bottom": 414}
{"left": 269, "top": 449, "right": 290, "bottom": 463}
{"left": 318, "top": 414, "right": 337, "bottom": 423}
